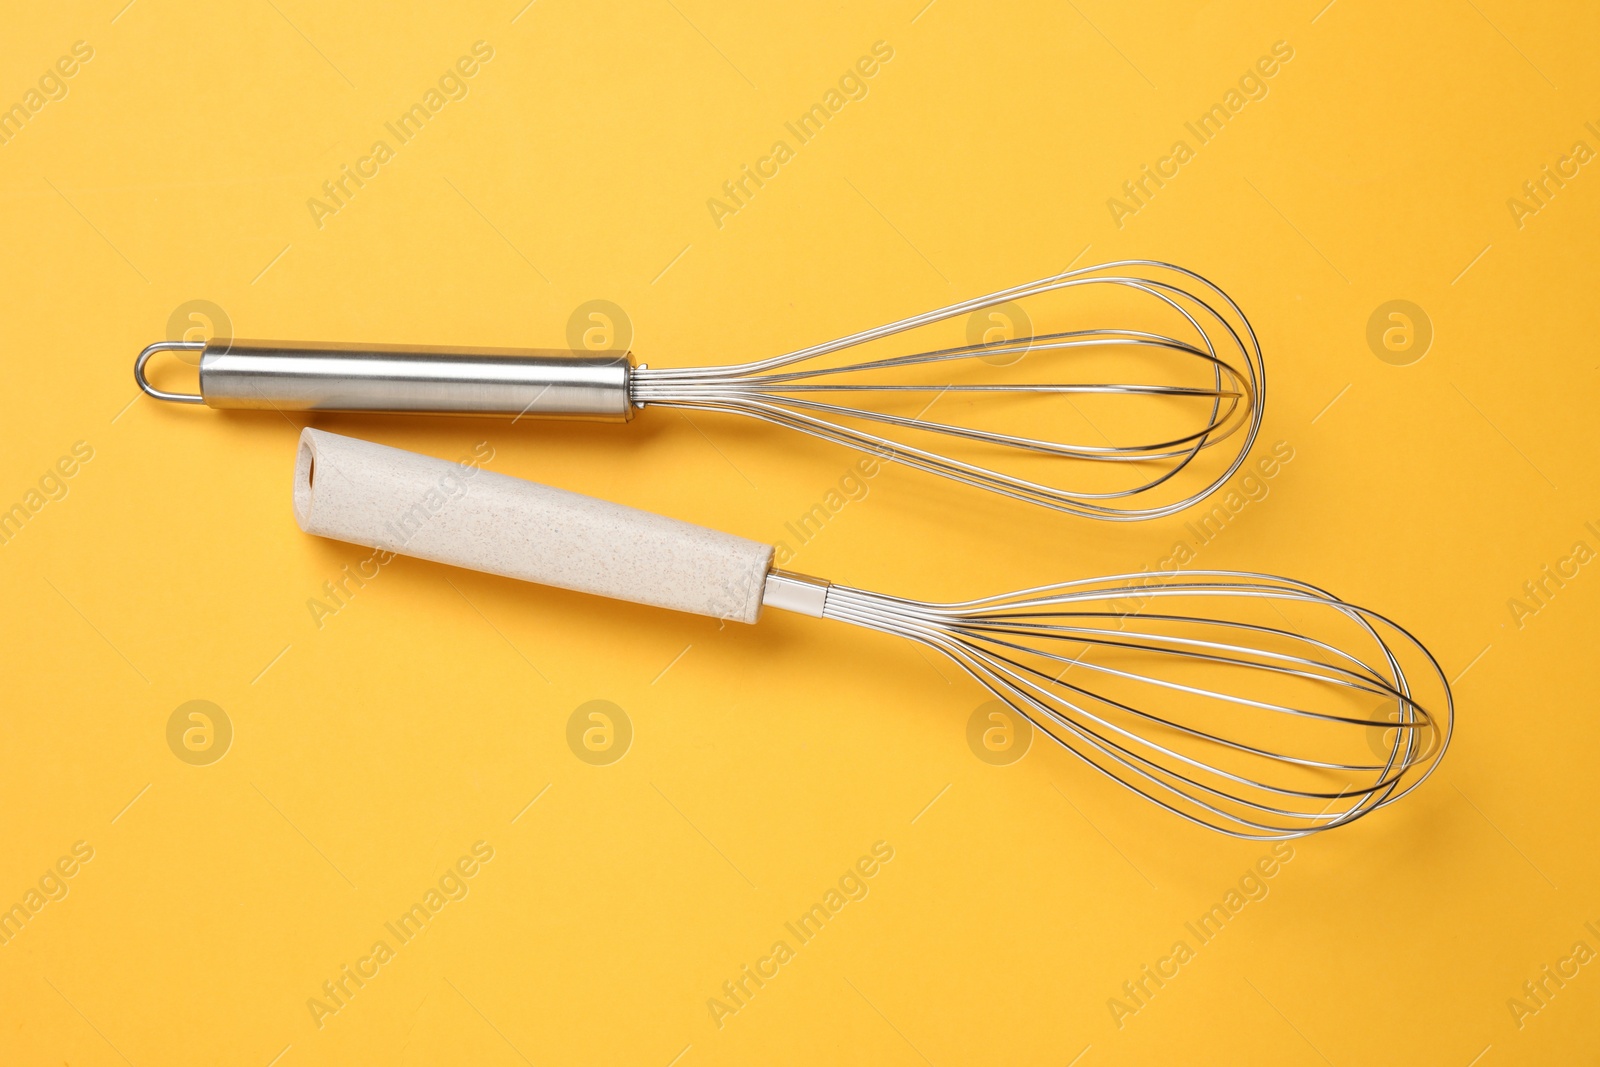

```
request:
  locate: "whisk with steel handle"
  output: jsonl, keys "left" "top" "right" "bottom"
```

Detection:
{"left": 292, "top": 429, "right": 1449, "bottom": 838}
{"left": 140, "top": 259, "right": 1263, "bottom": 520}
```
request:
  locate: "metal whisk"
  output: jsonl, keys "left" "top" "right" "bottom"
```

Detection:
{"left": 294, "top": 430, "right": 1450, "bottom": 839}
{"left": 822, "top": 571, "right": 1451, "bottom": 838}
{"left": 138, "top": 259, "right": 1263, "bottom": 520}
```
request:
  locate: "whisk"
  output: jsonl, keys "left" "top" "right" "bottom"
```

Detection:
{"left": 137, "top": 259, "right": 1263, "bottom": 520}
{"left": 293, "top": 429, "right": 1449, "bottom": 838}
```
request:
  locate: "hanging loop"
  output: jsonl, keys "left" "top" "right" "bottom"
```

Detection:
{"left": 134, "top": 341, "right": 207, "bottom": 404}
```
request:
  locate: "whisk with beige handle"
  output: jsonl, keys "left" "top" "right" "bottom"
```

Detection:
{"left": 292, "top": 429, "right": 1449, "bottom": 838}
{"left": 138, "top": 259, "right": 1263, "bottom": 520}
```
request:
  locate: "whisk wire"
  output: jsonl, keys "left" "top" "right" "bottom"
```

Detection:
{"left": 632, "top": 260, "right": 1266, "bottom": 519}
{"left": 816, "top": 571, "right": 1451, "bottom": 839}
{"left": 964, "top": 612, "right": 1418, "bottom": 722}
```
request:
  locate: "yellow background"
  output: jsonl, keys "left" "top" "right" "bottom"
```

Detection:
{"left": 2, "top": 0, "right": 1597, "bottom": 1063}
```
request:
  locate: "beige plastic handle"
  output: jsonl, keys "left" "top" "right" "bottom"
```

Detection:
{"left": 292, "top": 428, "right": 774, "bottom": 622}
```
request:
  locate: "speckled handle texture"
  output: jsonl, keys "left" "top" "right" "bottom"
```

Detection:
{"left": 292, "top": 428, "right": 774, "bottom": 623}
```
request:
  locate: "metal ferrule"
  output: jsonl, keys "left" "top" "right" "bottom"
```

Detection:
{"left": 143, "top": 340, "right": 635, "bottom": 421}
{"left": 761, "top": 570, "right": 831, "bottom": 618}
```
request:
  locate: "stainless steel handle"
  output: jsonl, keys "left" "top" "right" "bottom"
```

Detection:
{"left": 138, "top": 340, "right": 635, "bottom": 421}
